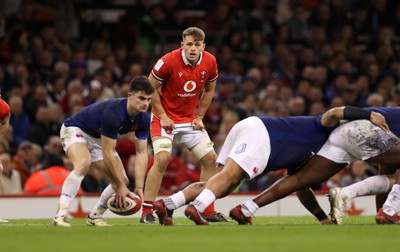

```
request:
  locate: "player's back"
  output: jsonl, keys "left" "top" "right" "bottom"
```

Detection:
{"left": 366, "top": 107, "right": 400, "bottom": 136}
{"left": 258, "top": 116, "right": 335, "bottom": 171}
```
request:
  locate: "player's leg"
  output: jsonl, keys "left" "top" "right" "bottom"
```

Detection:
{"left": 374, "top": 165, "right": 396, "bottom": 211}
{"left": 185, "top": 159, "right": 246, "bottom": 225}
{"left": 378, "top": 170, "right": 400, "bottom": 224}
{"left": 153, "top": 181, "right": 206, "bottom": 225}
{"left": 86, "top": 158, "right": 128, "bottom": 227}
{"left": 190, "top": 136, "right": 226, "bottom": 221}
{"left": 53, "top": 142, "right": 91, "bottom": 227}
{"left": 231, "top": 156, "right": 345, "bottom": 224}
{"left": 141, "top": 136, "right": 172, "bottom": 223}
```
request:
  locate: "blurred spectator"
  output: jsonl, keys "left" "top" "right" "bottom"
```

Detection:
{"left": 47, "top": 73, "right": 66, "bottom": 105}
{"left": 24, "top": 153, "right": 82, "bottom": 196}
{"left": 43, "top": 135, "right": 63, "bottom": 157}
{"left": 23, "top": 85, "right": 50, "bottom": 122}
{"left": 83, "top": 80, "right": 102, "bottom": 105}
{"left": 59, "top": 79, "right": 85, "bottom": 115}
{"left": 12, "top": 140, "right": 37, "bottom": 186}
{"left": 8, "top": 95, "right": 30, "bottom": 144}
{"left": 288, "top": 96, "right": 306, "bottom": 116}
{"left": 0, "top": 152, "right": 22, "bottom": 195}
{"left": 27, "top": 105, "right": 60, "bottom": 146}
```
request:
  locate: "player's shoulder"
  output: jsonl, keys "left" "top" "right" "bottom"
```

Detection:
{"left": 202, "top": 51, "right": 217, "bottom": 62}
{"left": 162, "top": 49, "right": 181, "bottom": 61}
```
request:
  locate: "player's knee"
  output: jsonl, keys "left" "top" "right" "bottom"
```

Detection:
{"left": 73, "top": 159, "right": 91, "bottom": 175}
{"left": 152, "top": 152, "right": 172, "bottom": 173}
{"left": 192, "top": 138, "right": 215, "bottom": 161}
{"left": 152, "top": 138, "right": 172, "bottom": 155}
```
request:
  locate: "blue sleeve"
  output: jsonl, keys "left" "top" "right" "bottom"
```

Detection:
{"left": 134, "top": 114, "right": 150, "bottom": 140}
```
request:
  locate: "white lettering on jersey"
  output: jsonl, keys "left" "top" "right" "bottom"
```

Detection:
{"left": 155, "top": 59, "right": 164, "bottom": 71}
{"left": 179, "top": 72, "right": 183, "bottom": 77}
{"left": 183, "top": 81, "right": 196, "bottom": 92}
{"left": 178, "top": 93, "right": 196, "bottom": 97}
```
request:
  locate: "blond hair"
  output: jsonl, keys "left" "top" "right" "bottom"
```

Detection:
{"left": 182, "top": 27, "right": 205, "bottom": 42}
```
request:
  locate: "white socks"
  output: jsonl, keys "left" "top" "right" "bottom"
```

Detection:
{"left": 163, "top": 191, "right": 186, "bottom": 210}
{"left": 341, "top": 175, "right": 390, "bottom": 200}
{"left": 383, "top": 184, "right": 400, "bottom": 216}
{"left": 89, "top": 184, "right": 115, "bottom": 219}
{"left": 56, "top": 171, "right": 84, "bottom": 217}
{"left": 192, "top": 189, "right": 216, "bottom": 213}
{"left": 241, "top": 200, "right": 259, "bottom": 217}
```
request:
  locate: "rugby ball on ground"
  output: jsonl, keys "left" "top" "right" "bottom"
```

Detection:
{"left": 107, "top": 193, "right": 142, "bottom": 216}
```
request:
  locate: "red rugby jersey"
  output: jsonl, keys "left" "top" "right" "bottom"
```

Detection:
{"left": 151, "top": 48, "right": 218, "bottom": 123}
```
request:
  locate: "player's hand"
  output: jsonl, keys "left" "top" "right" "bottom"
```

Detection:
{"left": 160, "top": 116, "right": 176, "bottom": 133}
{"left": 192, "top": 117, "right": 205, "bottom": 130}
{"left": 134, "top": 187, "right": 144, "bottom": 200}
{"left": 114, "top": 184, "right": 131, "bottom": 209}
{"left": 370, "top": 112, "right": 389, "bottom": 131}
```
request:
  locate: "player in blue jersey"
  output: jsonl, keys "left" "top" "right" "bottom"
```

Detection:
{"left": 52, "top": 76, "right": 154, "bottom": 227}
{"left": 228, "top": 107, "right": 400, "bottom": 225}
{"left": 151, "top": 106, "right": 387, "bottom": 225}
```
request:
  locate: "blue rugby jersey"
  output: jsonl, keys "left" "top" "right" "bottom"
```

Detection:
{"left": 64, "top": 98, "right": 150, "bottom": 140}
{"left": 258, "top": 115, "right": 334, "bottom": 172}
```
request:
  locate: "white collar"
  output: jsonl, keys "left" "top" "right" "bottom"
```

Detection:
{"left": 181, "top": 49, "right": 203, "bottom": 66}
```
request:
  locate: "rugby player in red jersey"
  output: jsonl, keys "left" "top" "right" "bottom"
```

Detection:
{"left": 141, "top": 27, "right": 227, "bottom": 223}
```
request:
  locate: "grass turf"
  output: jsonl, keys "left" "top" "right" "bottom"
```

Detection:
{"left": 0, "top": 216, "right": 399, "bottom": 252}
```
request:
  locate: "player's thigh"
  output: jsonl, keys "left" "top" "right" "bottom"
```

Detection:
{"left": 66, "top": 142, "right": 91, "bottom": 175}
{"left": 296, "top": 156, "right": 347, "bottom": 185}
{"left": 92, "top": 159, "right": 128, "bottom": 183}
{"left": 367, "top": 144, "right": 400, "bottom": 167}
{"left": 219, "top": 117, "right": 271, "bottom": 180}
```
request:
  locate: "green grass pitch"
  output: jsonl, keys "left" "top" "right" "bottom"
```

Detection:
{"left": 1, "top": 216, "right": 399, "bottom": 252}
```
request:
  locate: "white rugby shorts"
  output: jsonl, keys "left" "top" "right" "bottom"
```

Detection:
{"left": 60, "top": 124, "right": 118, "bottom": 162}
{"left": 318, "top": 120, "right": 400, "bottom": 164}
{"left": 217, "top": 116, "right": 271, "bottom": 179}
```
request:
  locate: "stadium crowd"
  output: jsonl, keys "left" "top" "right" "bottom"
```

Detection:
{"left": 1, "top": 0, "right": 400, "bottom": 195}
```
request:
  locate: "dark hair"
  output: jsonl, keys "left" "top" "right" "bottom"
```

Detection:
{"left": 130, "top": 75, "right": 155, "bottom": 95}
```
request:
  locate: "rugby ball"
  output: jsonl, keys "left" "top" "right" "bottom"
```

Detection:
{"left": 107, "top": 193, "right": 142, "bottom": 216}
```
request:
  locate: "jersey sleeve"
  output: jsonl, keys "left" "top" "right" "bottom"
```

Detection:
{"left": 134, "top": 113, "right": 151, "bottom": 140}
{"left": 207, "top": 54, "right": 218, "bottom": 82}
{"left": 151, "top": 54, "right": 172, "bottom": 82}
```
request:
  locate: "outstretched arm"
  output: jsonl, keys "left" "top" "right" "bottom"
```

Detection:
{"left": 101, "top": 135, "right": 130, "bottom": 208}
{"left": 132, "top": 138, "right": 148, "bottom": 200}
{"left": 321, "top": 106, "right": 388, "bottom": 131}
{"left": 296, "top": 188, "right": 334, "bottom": 224}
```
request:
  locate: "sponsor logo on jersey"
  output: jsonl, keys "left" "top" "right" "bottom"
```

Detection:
{"left": 177, "top": 93, "right": 196, "bottom": 97}
{"left": 183, "top": 80, "right": 196, "bottom": 92}
{"left": 154, "top": 59, "right": 164, "bottom": 71}
{"left": 176, "top": 80, "right": 197, "bottom": 97}
{"left": 76, "top": 133, "right": 84, "bottom": 138}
